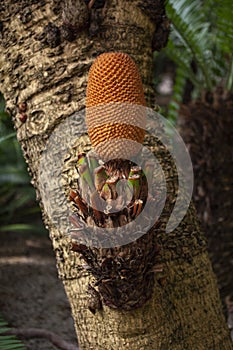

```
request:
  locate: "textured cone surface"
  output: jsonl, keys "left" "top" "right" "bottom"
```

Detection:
{"left": 86, "top": 52, "right": 146, "bottom": 159}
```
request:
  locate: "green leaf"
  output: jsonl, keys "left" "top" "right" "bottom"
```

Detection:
{"left": 153, "top": 0, "right": 233, "bottom": 118}
{"left": 166, "top": 0, "right": 215, "bottom": 90}
{"left": 0, "top": 316, "right": 26, "bottom": 350}
{"left": 0, "top": 167, "right": 30, "bottom": 185}
{"left": 0, "top": 223, "right": 42, "bottom": 233}
{"left": 0, "top": 132, "right": 16, "bottom": 144}
{"left": 163, "top": 0, "right": 233, "bottom": 96}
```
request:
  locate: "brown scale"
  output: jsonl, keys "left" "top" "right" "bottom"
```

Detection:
{"left": 69, "top": 158, "right": 148, "bottom": 227}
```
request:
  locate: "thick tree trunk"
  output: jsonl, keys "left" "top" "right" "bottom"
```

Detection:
{"left": 179, "top": 89, "right": 233, "bottom": 313}
{"left": 0, "top": 1, "right": 232, "bottom": 349}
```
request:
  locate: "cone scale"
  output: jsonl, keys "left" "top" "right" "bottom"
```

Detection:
{"left": 86, "top": 52, "right": 147, "bottom": 161}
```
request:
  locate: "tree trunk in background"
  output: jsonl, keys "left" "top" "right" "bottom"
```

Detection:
{"left": 179, "top": 89, "right": 233, "bottom": 313}
{"left": 0, "top": 1, "right": 232, "bottom": 349}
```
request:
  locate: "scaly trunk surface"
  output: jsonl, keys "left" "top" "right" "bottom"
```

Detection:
{"left": 0, "top": 1, "right": 232, "bottom": 349}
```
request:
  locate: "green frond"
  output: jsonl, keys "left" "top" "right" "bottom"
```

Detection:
{"left": 155, "top": 0, "right": 233, "bottom": 121}
{"left": 166, "top": 0, "right": 214, "bottom": 90}
{"left": 214, "top": 0, "right": 233, "bottom": 90}
{"left": 214, "top": 0, "right": 233, "bottom": 52}
{"left": 165, "top": 36, "right": 200, "bottom": 87}
{"left": 167, "top": 66, "right": 187, "bottom": 122}
{"left": 0, "top": 316, "right": 26, "bottom": 350}
{"left": 165, "top": 0, "right": 233, "bottom": 86}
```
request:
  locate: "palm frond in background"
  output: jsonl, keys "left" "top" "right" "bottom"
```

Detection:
{"left": 154, "top": 0, "right": 233, "bottom": 121}
{"left": 0, "top": 315, "right": 26, "bottom": 350}
{"left": 213, "top": 0, "right": 233, "bottom": 90}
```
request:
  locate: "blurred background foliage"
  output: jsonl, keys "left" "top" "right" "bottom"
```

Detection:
{"left": 154, "top": 0, "right": 233, "bottom": 122}
{"left": 0, "top": 92, "right": 46, "bottom": 235}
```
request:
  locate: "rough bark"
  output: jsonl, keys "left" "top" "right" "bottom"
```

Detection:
{"left": 0, "top": 1, "right": 232, "bottom": 349}
{"left": 179, "top": 89, "right": 233, "bottom": 312}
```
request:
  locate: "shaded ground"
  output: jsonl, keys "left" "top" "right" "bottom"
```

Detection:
{"left": 0, "top": 231, "right": 77, "bottom": 350}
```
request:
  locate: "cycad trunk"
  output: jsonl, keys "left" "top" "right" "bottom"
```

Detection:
{"left": 179, "top": 89, "right": 233, "bottom": 312}
{"left": 0, "top": 1, "right": 232, "bottom": 349}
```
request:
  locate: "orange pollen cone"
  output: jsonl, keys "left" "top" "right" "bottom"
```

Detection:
{"left": 86, "top": 52, "right": 147, "bottom": 160}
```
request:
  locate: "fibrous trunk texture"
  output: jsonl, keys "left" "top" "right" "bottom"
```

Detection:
{"left": 179, "top": 89, "right": 233, "bottom": 313}
{"left": 0, "top": 1, "right": 232, "bottom": 349}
